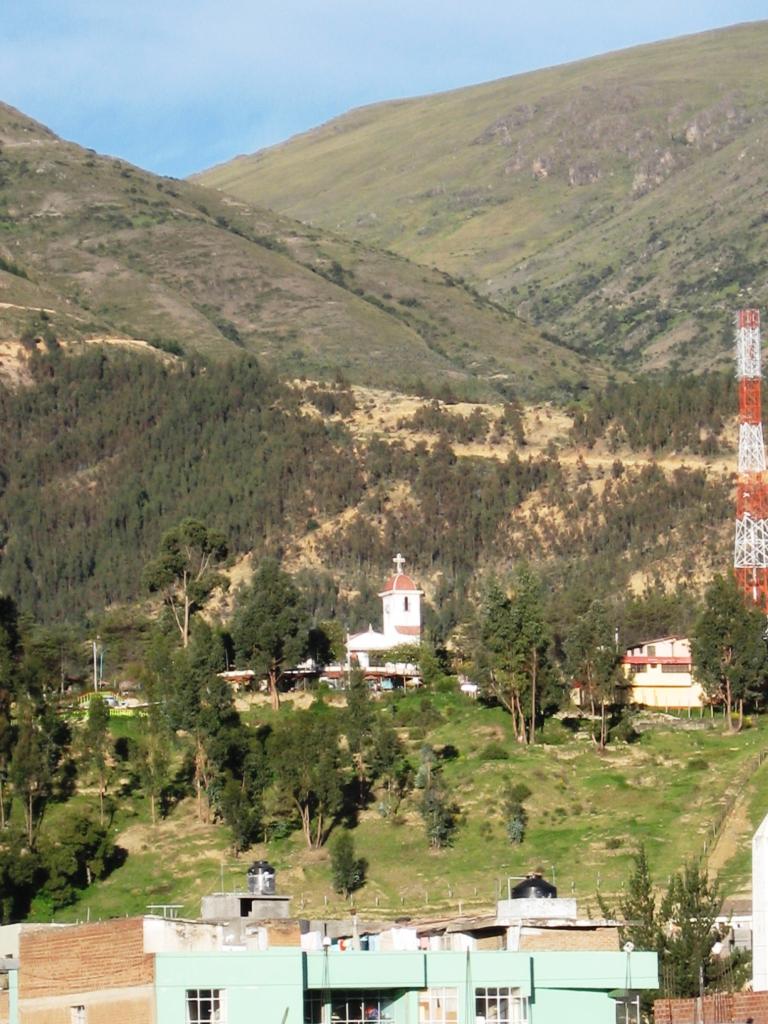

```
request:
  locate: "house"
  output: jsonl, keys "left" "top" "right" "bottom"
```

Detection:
{"left": 346, "top": 554, "right": 423, "bottom": 671}
{"left": 620, "top": 636, "right": 704, "bottom": 710}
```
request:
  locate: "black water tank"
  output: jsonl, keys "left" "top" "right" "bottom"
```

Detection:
{"left": 511, "top": 872, "right": 557, "bottom": 899}
{"left": 247, "top": 860, "right": 276, "bottom": 895}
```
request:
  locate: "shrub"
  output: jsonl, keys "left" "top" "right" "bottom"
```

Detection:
{"left": 479, "top": 741, "right": 509, "bottom": 761}
{"left": 330, "top": 830, "right": 367, "bottom": 898}
{"left": 502, "top": 782, "right": 532, "bottom": 844}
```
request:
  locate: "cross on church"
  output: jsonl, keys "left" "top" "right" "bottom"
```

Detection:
{"left": 393, "top": 552, "right": 406, "bottom": 574}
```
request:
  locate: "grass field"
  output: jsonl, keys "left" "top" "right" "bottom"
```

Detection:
{"left": 41, "top": 694, "right": 768, "bottom": 925}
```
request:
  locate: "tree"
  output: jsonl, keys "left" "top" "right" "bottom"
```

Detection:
{"left": 510, "top": 566, "right": 551, "bottom": 744}
{"left": 601, "top": 847, "right": 739, "bottom": 1002}
{"left": 419, "top": 774, "right": 459, "bottom": 850}
{"left": 0, "top": 597, "right": 20, "bottom": 829}
{"left": 309, "top": 619, "right": 346, "bottom": 666}
{"left": 10, "top": 702, "right": 51, "bottom": 846}
{"left": 134, "top": 702, "right": 171, "bottom": 826}
{"left": 23, "top": 624, "right": 79, "bottom": 699}
{"left": 477, "top": 571, "right": 551, "bottom": 744}
{"left": 0, "top": 830, "right": 39, "bottom": 922}
{"left": 38, "top": 808, "right": 117, "bottom": 909}
{"left": 231, "top": 559, "right": 309, "bottom": 710}
{"left": 368, "top": 718, "right": 413, "bottom": 819}
{"left": 415, "top": 744, "right": 458, "bottom": 849}
{"left": 599, "top": 844, "right": 659, "bottom": 952}
{"left": 692, "top": 574, "right": 768, "bottom": 729}
{"left": 268, "top": 710, "right": 344, "bottom": 848}
{"left": 218, "top": 773, "right": 261, "bottom": 854}
{"left": 502, "top": 782, "right": 531, "bottom": 844}
{"left": 477, "top": 581, "right": 523, "bottom": 738}
{"left": 659, "top": 861, "right": 722, "bottom": 999}
{"left": 143, "top": 518, "right": 227, "bottom": 648}
{"left": 345, "top": 670, "right": 374, "bottom": 799}
{"left": 330, "top": 830, "right": 366, "bottom": 898}
{"left": 223, "top": 725, "right": 272, "bottom": 850}
{"left": 174, "top": 622, "right": 240, "bottom": 823}
{"left": 564, "top": 599, "right": 620, "bottom": 749}
{"left": 83, "top": 695, "right": 111, "bottom": 823}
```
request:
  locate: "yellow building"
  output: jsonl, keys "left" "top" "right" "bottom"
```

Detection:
{"left": 621, "top": 636, "right": 704, "bottom": 710}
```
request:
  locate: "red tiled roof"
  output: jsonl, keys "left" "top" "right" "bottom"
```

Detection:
{"left": 395, "top": 625, "right": 421, "bottom": 636}
{"left": 621, "top": 656, "right": 691, "bottom": 666}
{"left": 381, "top": 572, "right": 419, "bottom": 592}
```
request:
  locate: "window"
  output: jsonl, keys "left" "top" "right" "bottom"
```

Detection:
{"left": 330, "top": 992, "right": 393, "bottom": 1024}
{"left": 646, "top": 646, "right": 656, "bottom": 656}
{"left": 186, "top": 989, "right": 225, "bottom": 1024}
{"left": 305, "top": 993, "right": 324, "bottom": 1024}
{"left": 404, "top": 597, "right": 409, "bottom": 612}
{"left": 70, "top": 1008, "right": 86, "bottom": 1024}
{"left": 475, "top": 987, "right": 528, "bottom": 1024}
{"left": 419, "top": 988, "right": 458, "bottom": 1024}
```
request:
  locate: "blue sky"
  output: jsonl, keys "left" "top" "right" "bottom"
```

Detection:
{"left": 1, "top": 1, "right": 765, "bottom": 178}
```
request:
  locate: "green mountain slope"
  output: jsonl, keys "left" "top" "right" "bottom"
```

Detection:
{"left": 197, "top": 21, "right": 768, "bottom": 371}
{"left": 0, "top": 103, "right": 593, "bottom": 399}
{"left": 0, "top": 346, "right": 732, "bottom": 622}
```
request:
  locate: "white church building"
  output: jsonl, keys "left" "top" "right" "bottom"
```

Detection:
{"left": 346, "top": 554, "right": 423, "bottom": 671}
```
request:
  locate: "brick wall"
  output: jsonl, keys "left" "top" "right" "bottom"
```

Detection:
{"left": 734, "top": 992, "right": 768, "bottom": 1023}
{"left": 20, "top": 918, "right": 152, "bottom": 999}
{"left": 18, "top": 918, "right": 154, "bottom": 1024}
{"left": 654, "top": 991, "right": 768, "bottom": 1023}
{"left": 20, "top": 993, "right": 154, "bottom": 1024}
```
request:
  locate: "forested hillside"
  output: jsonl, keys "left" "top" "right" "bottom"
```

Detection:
{"left": 0, "top": 345, "right": 734, "bottom": 627}
{"left": 0, "top": 102, "right": 590, "bottom": 400}
{"left": 199, "top": 20, "right": 768, "bottom": 373}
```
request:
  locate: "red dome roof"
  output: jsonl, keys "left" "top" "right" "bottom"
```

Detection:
{"left": 382, "top": 572, "right": 419, "bottom": 592}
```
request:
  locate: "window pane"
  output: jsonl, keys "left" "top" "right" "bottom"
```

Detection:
{"left": 474, "top": 987, "right": 527, "bottom": 1024}
{"left": 420, "top": 988, "right": 459, "bottom": 1024}
{"left": 186, "top": 989, "right": 224, "bottom": 1024}
{"left": 328, "top": 992, "right": 392, "bottom": 1024}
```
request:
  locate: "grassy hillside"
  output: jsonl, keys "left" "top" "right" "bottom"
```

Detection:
{"left": 43, "top": 694, "right": 768, "bottom": 924}
{"left": 198, "top": 21, "right": 768, "bottom": 372}
{"left": 0, "top": 102, "right": 592, "bottom": 400}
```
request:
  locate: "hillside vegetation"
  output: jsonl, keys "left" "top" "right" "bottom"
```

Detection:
{"left": 0, "top": 347, "right": 735, "bottom": 623}
{"left": 35, "top": 694, "right": 768, "bottom": 924}
{"left": 198, "top": 20, "right": 768, "bottom": 373}
{"left": 0, "top": 102, "right": 591, "bottom": 400}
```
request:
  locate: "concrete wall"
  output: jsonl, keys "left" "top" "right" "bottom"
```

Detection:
{"left": 496, "top": 899, "right": 577, "bottom": 921}
{"left": 531, "top": 987, "right": 618, "bottom": 1024}
{"left": 155, "top": 948, "right": 304, "bottom": 1024}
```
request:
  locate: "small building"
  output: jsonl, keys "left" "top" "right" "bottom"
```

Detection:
{"left": 346, "top": 554, "right": 423, "bottom": 671}
{"left": 620, "top": 636, "right": 704, "bottom": 710}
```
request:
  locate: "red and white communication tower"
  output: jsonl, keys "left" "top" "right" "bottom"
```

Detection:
{"left": 734, "top": 308, "right": 768, "bottom": 613}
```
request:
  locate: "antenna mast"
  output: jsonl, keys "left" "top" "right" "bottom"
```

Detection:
{"left": 734, "top": 309, "right": 768, "bottom": 612}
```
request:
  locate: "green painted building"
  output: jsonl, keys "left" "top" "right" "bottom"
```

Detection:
{"left": 154, "top": 946, "right": 658, "bottom": 1024}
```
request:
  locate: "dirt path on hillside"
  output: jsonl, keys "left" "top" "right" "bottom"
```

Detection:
{"left": 707, "top": 792, "right": 752, "bottom": 882}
